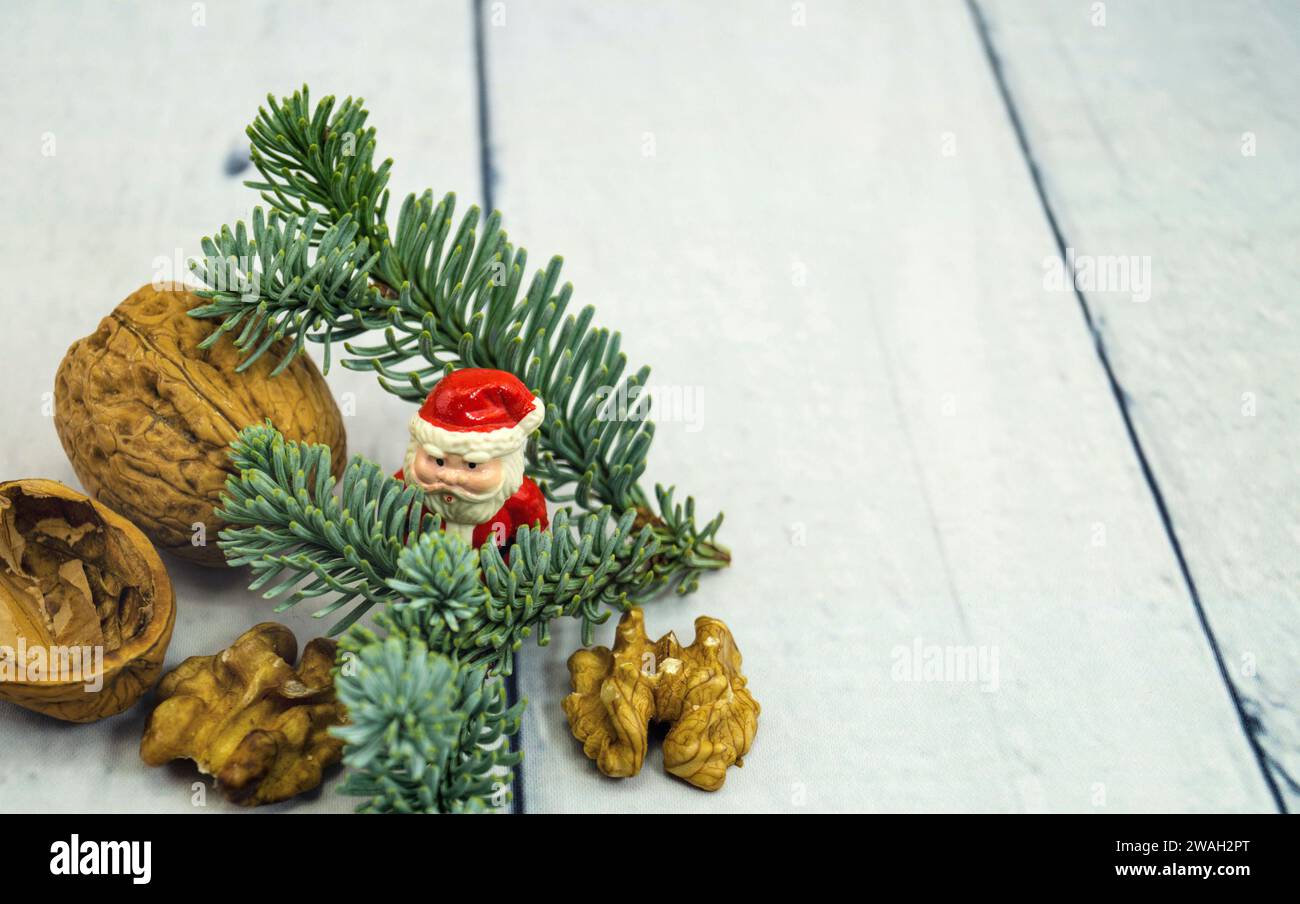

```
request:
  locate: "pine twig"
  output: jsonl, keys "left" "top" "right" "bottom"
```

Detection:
{"left": 332, "top": 636, "right": 523, "bottom": 814}
{"left": 189, "top": 85, "right": 730, "bottom": 563}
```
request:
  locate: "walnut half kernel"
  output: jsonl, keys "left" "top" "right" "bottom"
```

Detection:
{"left": 140, "top": 622, "right": 346, "bottom": 806}
{"left": 563, "top": 608, "right": 759, "bottom": 791}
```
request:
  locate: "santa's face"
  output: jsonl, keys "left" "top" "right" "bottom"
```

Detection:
{"left": 410, "top": 449, "right": 503, "bottom": 499}
{"left": 403, "top": 443, "right": 524, "bottom": 527}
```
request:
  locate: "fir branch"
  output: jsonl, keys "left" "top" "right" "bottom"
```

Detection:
{"left": 217, "top": 421, "right": 436, "bottom": 634}
{"left": 332, "top": 636, "right": 523, "bottom": 814}
{"left": 245, "top": 88, "right": 392, "bottom": 246}
{"left": 244, "top": 86, "right": 489, "bottom": 316}
{"left": 187, "top": 87, "right": 729, "bottom": 572}
{"left": 188, "top": 209, "right": 380, "bottom": 374}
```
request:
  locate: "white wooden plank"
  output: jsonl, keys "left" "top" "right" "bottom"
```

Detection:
{"left": 486, "top": 0, "right": 1278, "bottom": 812}
{"left": 0, "top": 0, "right": 481, "bottom": 813}
{"left": 978, "top": 0, "right": 1298, "bottom": 809}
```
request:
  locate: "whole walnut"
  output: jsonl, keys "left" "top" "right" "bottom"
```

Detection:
{"left": 54, "top": 284, "right": 347, "bottom": 566}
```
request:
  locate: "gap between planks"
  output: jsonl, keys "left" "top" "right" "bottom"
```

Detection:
{"left": 471, "top": 0, "right": 526, "bottom": 816}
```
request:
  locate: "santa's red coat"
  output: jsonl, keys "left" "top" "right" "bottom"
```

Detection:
{"left": 395, "top": 470, "right": 549, "bottom": 550}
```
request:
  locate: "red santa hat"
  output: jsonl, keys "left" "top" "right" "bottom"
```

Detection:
{"left": 408, "top": 368, "right": 545, "bottom": 460}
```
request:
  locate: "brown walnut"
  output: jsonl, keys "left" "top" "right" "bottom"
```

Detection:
{"left": 564, "top": 609, "right": 659, "bottom": 779}
{"left": 140, "top": 622, "right": 346, "bottom": 806}
{"left": 563, "top": 607, "right": 759, "bottom": 791}
{"left": 53, "top": 283, "right": 347, "bottom": 566}
{"left": 0, "top": 479, "right": 175, "bottom": 722}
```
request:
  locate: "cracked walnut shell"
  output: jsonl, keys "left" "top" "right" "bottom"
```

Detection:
{"left": 140, "top": 622, "right": 346, "bottom": 806}
{"left": 563, "top": 608, "right": 759, "bottom": 791}
{"left": 54, "top": 283, "right": 347, "bottom": 566}
{"left": 0, "top": 479, "right": 175, "bottom": 722}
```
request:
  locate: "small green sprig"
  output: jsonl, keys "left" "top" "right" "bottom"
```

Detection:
{"left": 218, "top": 421, "right": 435, "bottom": 634}
{"left": 245, "top": 90, "right": 392, "bottom": 256}
{"left": 332, "top": 636, "right": 523, "bottom": 814}
{"left": 343, "top": 506, "right": 656, "bottom": 675}
{"left": 188, "top": 209, "right": 379, "bottom": 375}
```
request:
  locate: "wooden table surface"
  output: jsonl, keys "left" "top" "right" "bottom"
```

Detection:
{"left": 0, "top": 0, "right": 1293, "bottom": 813}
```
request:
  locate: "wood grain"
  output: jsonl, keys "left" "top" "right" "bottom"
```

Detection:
{"left": 485, "top": 0, "right": 1278, "bottom": 812}
{"left": 979, "top": 0, "right": 1298, "bottom": 809}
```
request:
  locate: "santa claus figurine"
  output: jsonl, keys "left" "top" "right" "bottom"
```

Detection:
{"left": 396, "top": 368, "right": 549, "bottom": 549}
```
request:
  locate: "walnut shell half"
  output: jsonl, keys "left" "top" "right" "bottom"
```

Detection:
{"left": 54, "top": 283, "right": 347, "bottom": 566}
{"left": 0, "top": 479, "right": 176, "bottom": 722}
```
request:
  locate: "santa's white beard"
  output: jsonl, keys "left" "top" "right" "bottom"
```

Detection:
{"left": 403, "top": 444, "right": 526, "bottom": 533}
{"left": 434, "top": 486, "right": 511, "bottom": 528}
